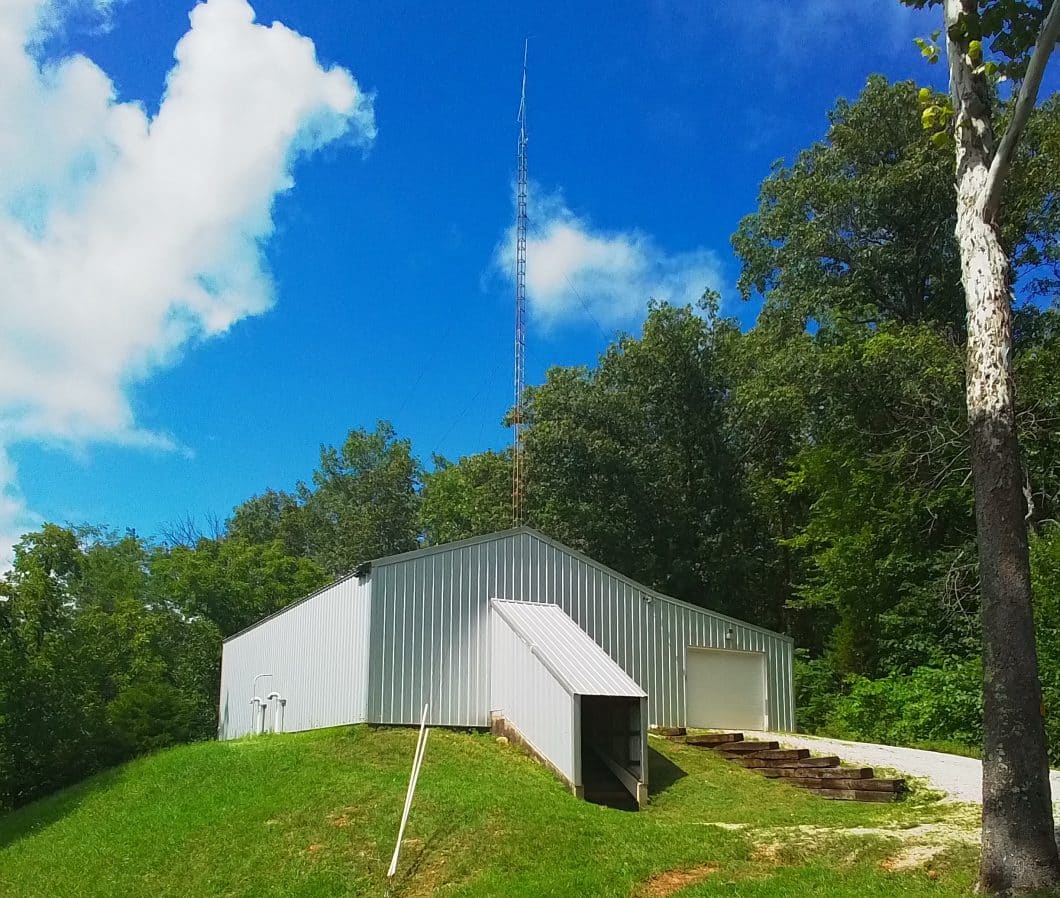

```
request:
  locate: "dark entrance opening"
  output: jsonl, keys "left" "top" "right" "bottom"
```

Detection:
{"left": 579, "top": 695, "right": 646, "bottom": 810}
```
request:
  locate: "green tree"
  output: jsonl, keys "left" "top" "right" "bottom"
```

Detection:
{"left": 734, "top": 76, "right": 964, "bottom": 333}
{"left": 420, "top": 450, "right": 512, "bottom": 545}
{"left": 149, "top": 537, "right": 327, "bottom": 638}
{"left": 731, "top": 79, "right": 983, "bottom": 669}
{"left": 226, "top": 422, "right": 423, "bottom": 575}
{"left": 301, "top": 421, "right": 422, "bottom": 574}
{"left": 227, "top": 489, "right": 312, "bottom": 558}
{"left": 779, "top": 325, "right": 975, "bottom": 674}
{"left": 524, "top": 301, "right": 777, "bottom": 624}
{"left": 0, "top": 526, "right": 225, "bottom": 808}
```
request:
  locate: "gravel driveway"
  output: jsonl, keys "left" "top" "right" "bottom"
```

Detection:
{"left": 747, "top": 731, "right": 1060, "bottom": 804}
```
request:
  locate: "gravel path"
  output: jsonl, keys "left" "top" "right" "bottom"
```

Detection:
{"left": 747, "top": 731, "right": 1060, "bottom": 804}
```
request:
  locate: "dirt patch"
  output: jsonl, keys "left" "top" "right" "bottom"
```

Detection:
{"left": 750, "top": 840, "right": 781, "bottom": 864}
{"left": 635, "top": 864, "right": 719, "bottom": 897}
{"left": 881, "top": 843, "right": 947, "bottom": 872}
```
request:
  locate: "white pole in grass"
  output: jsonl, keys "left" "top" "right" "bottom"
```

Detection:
{"left": 387, "top": 703, "right": 430, "bottom": 881}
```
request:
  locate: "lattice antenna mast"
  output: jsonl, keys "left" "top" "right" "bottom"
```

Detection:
{"left": 512, "top": 41, "right": 529, "bottom": 526}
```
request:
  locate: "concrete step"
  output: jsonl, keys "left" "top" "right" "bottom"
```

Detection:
{"left": 759, "top": 766, "right": 874, "bottom": 780}
{"left": 709, "top": 740, "right": 779, "bottom": 753}
{"left": 808, "top": 788, "right": 900, "bottom": 802}
{"left": 719, "top": 748, "right": 809, "bottom": 761}
{"left": 736, "top": 755, "right": 841, "bottom": 769}
{"left": 684, "top": 732, "right": 743, "bottom": 746}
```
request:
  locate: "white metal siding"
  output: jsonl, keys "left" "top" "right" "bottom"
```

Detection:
{"left": 492, "top": 600, "right": 646, "bottom": 698}
{"left": 218, "top": 575, "right": 372, "bottom": 739}
{"left": 490, "top": 609, "right": 577, "bottom": 783}
{"left": 367, "top": 530, "right": 795, "bottom": 730}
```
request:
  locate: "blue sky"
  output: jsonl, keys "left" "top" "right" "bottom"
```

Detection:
{"left": 0, "top": 0, "right": 964, "bottom": 557}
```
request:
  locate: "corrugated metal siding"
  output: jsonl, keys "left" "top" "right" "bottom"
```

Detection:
{"left": 490, "top": 609, "right": 577, "bottom": 783}
{"left": 492, "top": 600, "right": 646, "bottom": 698}
{"left": 218, "top": 574, "right": 372, "bottom": 739}
{"left": 368, "top": 529, "right": 795, "bottom": 730}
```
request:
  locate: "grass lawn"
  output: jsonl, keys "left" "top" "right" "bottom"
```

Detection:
{"left": 0, "top": 726, "right": 980, "bottom": 897}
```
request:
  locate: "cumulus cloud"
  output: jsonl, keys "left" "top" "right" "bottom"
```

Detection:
{"left": 0, "top": 0, "right": 375, "bottom": 564}
{"left": 496, "top": 187, "right": 724, "bottom": 328}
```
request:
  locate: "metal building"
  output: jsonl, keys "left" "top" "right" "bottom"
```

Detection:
{"left": 219, "top": 527, "right": 795, "bottom": 802}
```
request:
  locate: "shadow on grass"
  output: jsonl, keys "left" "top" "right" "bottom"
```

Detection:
{"left": 648, "top": 747, "right": 687, "bottom": 796}
{"left": 0, "top": 763, "right": 128, "bottom": 852}
{"left": 390, "top": 816, "right": 463, "bottom": 895}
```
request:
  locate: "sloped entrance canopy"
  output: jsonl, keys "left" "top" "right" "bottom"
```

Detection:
{"left": 489, "top": 599, "right": 649, "bottom": 806}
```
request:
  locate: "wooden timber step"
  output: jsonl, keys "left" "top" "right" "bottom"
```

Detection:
{"left": 759, "top": 766, "right": 874, "bottom": 780}
{"left": 719, "top": 748, "right": 809, "bottom": 761}
{"left": 806, "top": 777, "right": 904, "bottom": 793}
{"left": 677, "top": 729, "right": 908, "bottom": 802}
{"left": 684, "top": 732, "right": 743, "bottom": 746}
{"left": 736, "top": 755, "right": 841, "bottom": 769}
{"left": 709, "top": 740, "right": 779, "bottom": 753}
{"left": 733, "top": 750, "right": 907, "bottom": 801}
{"left": 808, "top": 788, "right": 900, "bottom": 802}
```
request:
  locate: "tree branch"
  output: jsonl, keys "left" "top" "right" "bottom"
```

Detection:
{"left": 982, "top": 0, "right": 1060, "bottom": 218}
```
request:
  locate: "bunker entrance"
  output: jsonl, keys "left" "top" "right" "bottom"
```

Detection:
{"left": 579, "top": 695, "right": 647, "bottom": 810}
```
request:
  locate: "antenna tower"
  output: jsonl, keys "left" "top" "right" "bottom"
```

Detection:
{"left": 512, "top": 41, "right": 528, "bottom": 526}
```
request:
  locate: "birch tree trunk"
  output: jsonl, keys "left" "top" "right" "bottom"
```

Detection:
{"left": 943, "top": 1, "right": 1060, "bottom": 893}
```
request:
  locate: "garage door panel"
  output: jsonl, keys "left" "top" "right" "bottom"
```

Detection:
{"left": 686, "top": 647, "right": 767, "bottom": 730}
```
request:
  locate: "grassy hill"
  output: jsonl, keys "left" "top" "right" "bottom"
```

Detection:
{"left": 0, "top": 726, "right": 979, "bottom": 897}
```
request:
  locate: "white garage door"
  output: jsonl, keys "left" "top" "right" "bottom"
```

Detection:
{"left": 686, "top": 647, "right": 767, "bottom": 730}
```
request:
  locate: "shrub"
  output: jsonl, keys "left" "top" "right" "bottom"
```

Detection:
{"left": 823, "top": 662, "right": 982, "bottom": 750}
{"left": 107, "top": 682, "right": 206, "bottom": 756}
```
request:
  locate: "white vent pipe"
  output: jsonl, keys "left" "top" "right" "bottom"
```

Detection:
{"left": 387, "top": 703, "right": 430, "bottom": 881}
{"left": 250, "top": 674, "right": 274, "bottom": 736}
{"left": 266, "top": 692, "right": 285, "bottom": 733}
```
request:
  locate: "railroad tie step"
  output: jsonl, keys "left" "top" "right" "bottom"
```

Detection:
{"left": 759, "top": 766, "right": 874, "bottom": 780}
{"left": 709, "top": 740, "right": 780, "bottom": 753}
{"left": 736, "top": 755, "right": 841, "bottom": 769}
{"left": 710, "top": 742, "right": 909, "bottom": 802}
{"left": 718, "top": 748, "right": 809, "bottom": 761}
{"left": 684, "top": 732, "right": 744, "bottom": 746}
{"left": 650, "top": 726, "right": 687, "bottom": 738}
{"left": 808, "top": 788, "right": 901, "bottom": 802}
{"left": 799, "top": 777, "right": 905, "bottom": 793}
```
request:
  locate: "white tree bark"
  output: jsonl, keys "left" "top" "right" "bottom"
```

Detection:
{"left": 943, "top": 1, "right": 1060, "bottom": 893}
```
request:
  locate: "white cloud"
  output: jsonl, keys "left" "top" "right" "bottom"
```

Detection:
{"left": 0, "top": 0, "right": 375, "bottom": 564}
{"left": 0, "top": 449, "right": 40, "bottom": 570}
{"left": 496, "top": 188, "right": 724, "bottom": 328}
{"left": 721, "top": 0, "right": 923, "bottom": 60}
